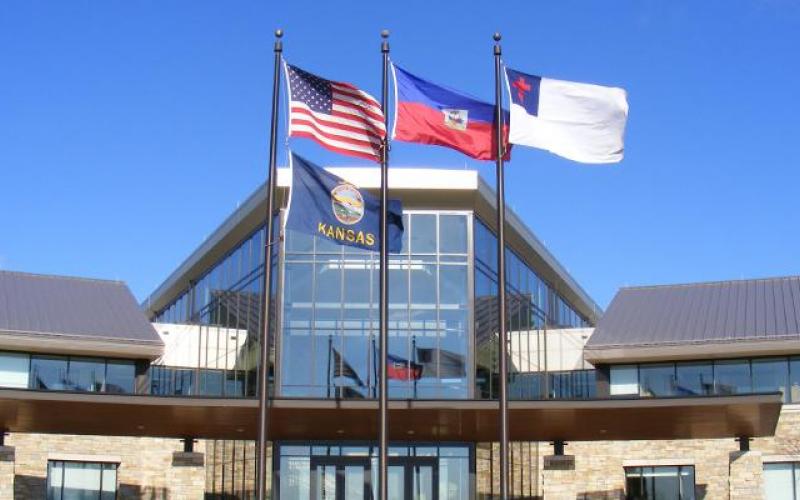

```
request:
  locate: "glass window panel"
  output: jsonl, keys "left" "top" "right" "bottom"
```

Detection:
{"left": 410, "top": 264, "right": 437, "bottom": 306}
{"left": 439, "top": 266, "right": 467, "bottom": 307}
{"left": 439, "top": 214, "right": 467, "bottom": 254}
{"left": 285, "top": 228, "right": 314, "bottom": 253}
{"left": 100, "top": 463, "right": 117, "bottom": 499}
{"left": 410, "top": 214, "right": 437, "bottom": 253}
{"left": 752, "top": 358, "right": 789, "bottom": 402}
{"left": 639, "top": 364, "right": 675, "bottom": 397}
{"left": 282, "top": 330, "right": 314, "bottom": 390}
{"left": 715, "top": 360, "right": 752, "bottom": 395}
{"left": 62, "top": 461, "right": 102, "bottom": 499}
{"left": 675, "top": 362, "right": 713, "bottom": 396}
{"left": 174, "top": 369, "right": 194, "bottom": 396}
{"left": 791, "top": 357, "right": 800, "bottom": 403}
{"left": 610, "top": 365, "right": 639, "bottom": 395}
{"left": 104, "top": 360, "right": 135, "bottom": 394}
{"left": 285, "top": 263, "right": 314, "bottom": 303}
{"left": 343, "top": 264, "right": 371, "bottom": 305}
{"left": 474, "top": 220, "right": 496, "bottom": 271}
{"left": 48, "top": 461, "right": 64, "bottom": 500}
{"left": 763, "top": 463, "right": 794, "bottom": 500}
{"left": 200, "top": 370, "right": 224, "bottom": 396}
{"left": 279, "top": 456, "right": 310, "bottom": 499}
{"left": 680, "top": 466, "right": 696, "bottom": 500}
{"left": 315, "top": 262, "right": 341, "bottom": 304}
{"left": 30, "top": 356, "right": 69, "bottom": 390}
{"left": 67, "top": 358, "right": 105, "bottom": 392}
{"left": 0, "top": 352, "right": 29, "bottom": 388}
{"left": 625, "top": 468, "right": 643, "bottom": 499}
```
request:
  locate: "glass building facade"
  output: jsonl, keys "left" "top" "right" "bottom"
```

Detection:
{"left": 151, "top": 210, "right": 591, "bottom": 402}
{"left": 148, "top": 207, "right": 595, "bottom": 498}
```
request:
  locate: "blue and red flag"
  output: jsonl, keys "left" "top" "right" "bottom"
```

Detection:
{"left": 387, "top": 353, "right": 423, "bottom": 381}
{"left": 391, "top": 64, "right": 510, "bottom": 161}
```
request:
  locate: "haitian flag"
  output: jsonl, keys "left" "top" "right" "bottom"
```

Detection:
{"left": 387, "top": 353, "right": 423, "bottom": 381}
{"left": 285, "top": 152, "right": 404, "bottom": 253}
{"left": 391, "top": 64, "right": 510, "bottom": 161}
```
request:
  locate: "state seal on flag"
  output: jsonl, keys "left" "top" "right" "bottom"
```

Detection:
{"left": 331, "top": 183, "right": 365, "bottom": 225}
{"left": 442, "top": 109, "right": 468, "bottom": 131}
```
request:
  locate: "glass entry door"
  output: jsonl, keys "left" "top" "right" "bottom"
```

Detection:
{"left": 311, "top": 456, "right": 372, "bottom": 500}
{"left": 309, "top": 456, "right": 439, "bottom": 500}
{"left": 386, "top": 457, "right": 438, "bottom": 500}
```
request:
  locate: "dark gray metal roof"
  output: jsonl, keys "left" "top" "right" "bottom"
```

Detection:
{"left": 586, "top": 276, "right": 800, "bottom": 349}
{"left": 0, "top": 271, "right": 161, "bottom": 344}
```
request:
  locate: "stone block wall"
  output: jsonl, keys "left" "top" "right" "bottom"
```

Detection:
{"left": 0, "top": 447, "right": 14, "bottom": 500}
{"left": 5, "top": 433, "right": 203, "bottom": 499}
{"left": 474, "top": 405, "right": 800, "bottom": 499}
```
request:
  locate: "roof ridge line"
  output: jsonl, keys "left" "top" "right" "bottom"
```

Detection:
{"left": 0, "top": 269, "right": 124, "bottom": 285}
{"left": 620, "top": 275, "right": 800, "bottom": 291}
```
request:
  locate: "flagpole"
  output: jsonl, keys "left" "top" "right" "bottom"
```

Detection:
{"left": 256, "top": 28, "right": 283, "bottom": 500}
{"left": 492, "top": 32, "right": 510, "bottom": 500}
{"left": 378, "top": 28, "right": 391, "bottom": 500}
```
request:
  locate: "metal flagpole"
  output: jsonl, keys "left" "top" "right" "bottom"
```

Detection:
{"left": 492, "top": 32, "right": 511, "bottom": 500}
{"left": 378, "top": 28, "right": 391, "bottom": 500}
{"left": 256, "top": 28, "right": 283, "bottom": 500}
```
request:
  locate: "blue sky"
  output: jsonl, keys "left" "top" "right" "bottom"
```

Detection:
{"left": 1, "top": 1, "right": 799, "bottom": 309}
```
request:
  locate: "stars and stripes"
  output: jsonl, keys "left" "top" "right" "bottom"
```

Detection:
{"left": 285, "top": 63, "right": 385, "bottom": 162}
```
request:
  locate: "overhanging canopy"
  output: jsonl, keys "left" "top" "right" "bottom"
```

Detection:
{"left": 0, "top": 390, "right": 781, "bottom": 442}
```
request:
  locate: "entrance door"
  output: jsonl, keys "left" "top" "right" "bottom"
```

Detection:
{"left": 309, "top": 456, "right": 438, "bottom": 500}
{"left": 311, "top": 456, "right": 372, "bottom": 500}
{"left": 390, "top": 457, "right": 438, "bottom": 500}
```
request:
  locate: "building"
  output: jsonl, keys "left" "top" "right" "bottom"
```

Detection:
{"left": 0, "top": 167, "right": 794, "bottom": 499}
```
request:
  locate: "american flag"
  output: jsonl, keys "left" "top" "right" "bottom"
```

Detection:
{"left": 285, "top": 63, "right": 385, "bottom": 162}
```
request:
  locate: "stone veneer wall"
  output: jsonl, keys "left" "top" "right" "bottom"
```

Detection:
{"left": 475, "top": 405, "right": 800, "bottom": 499}
{"left": 6, "top": 433, "right": 203, "bottom": 499}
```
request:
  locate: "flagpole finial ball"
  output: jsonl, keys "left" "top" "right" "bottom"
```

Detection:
{"left": 381, "top": 29, "right": 389, "bottom": 39}
{"left": 493, "top": 32, "right": 502, "bottom": 42}
{"left": 275, "top": 29, "right": 283, "bottom": 38}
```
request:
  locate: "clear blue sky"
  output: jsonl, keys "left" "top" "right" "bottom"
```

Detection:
{"left": 2, "top": 1, "right": 799, "bottom": 309}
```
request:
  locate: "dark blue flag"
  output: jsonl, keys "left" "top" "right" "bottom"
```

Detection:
{"left": 286, "top": 152, "right": 404, "bottom": 253}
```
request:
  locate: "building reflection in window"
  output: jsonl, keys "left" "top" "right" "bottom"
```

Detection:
{"left": 280, "top": 211, "right": 470, "bottom": 399}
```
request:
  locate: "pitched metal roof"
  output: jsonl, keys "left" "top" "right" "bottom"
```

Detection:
{"left": 586, "top": 276, "right": 800, "bottom": 350}
{"left": 0, "top": 271, "right": 161, "bottom": 344}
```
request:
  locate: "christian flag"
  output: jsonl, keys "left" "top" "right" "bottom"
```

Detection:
{"left": 505, "top": 67, "right": 628, "bottom": 164}
{"left": 392, "top": 64, "right": 509, "bottom": 161}
{"left": 285, "top": 152, "right": 404, "bottom": 252}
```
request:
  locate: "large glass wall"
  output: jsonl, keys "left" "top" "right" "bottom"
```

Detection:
{"left": 280, "top": 211, "right": 471, "bottom": 399}
{"left": 152, "top": 221, "right": 280, "bottom": 398}
{"left": 474, "top": 218, "right": 590, "bottom": 400}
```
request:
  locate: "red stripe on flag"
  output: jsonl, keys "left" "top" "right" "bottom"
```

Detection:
{"left": 331, "top": 84, "right": 382, "bottom": 110}
{"left": 291, "top": 117, "right": 382, "bottom": 149}
{"left": 332, "top": 99, "right": 385, "bottom": 127}
{"left": 292, "top": 131, "right": 381, "bottom": 162}
{"left": 394, "top": 102, "right": 511, "bottom": 161}
{"left": 291, "top": 107, "right": 383, "bottom": 142}
{"left": 329, "top": 108, "right": 385, "bottom": 137}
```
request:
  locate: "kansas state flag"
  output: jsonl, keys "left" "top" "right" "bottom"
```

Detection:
{"left": 286, "top": 152, "right": 404, "bottom": 253}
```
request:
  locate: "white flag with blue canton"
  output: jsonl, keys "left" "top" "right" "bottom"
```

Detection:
{"left": 505, "top": 67, "right": 628, "bottom": 164}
